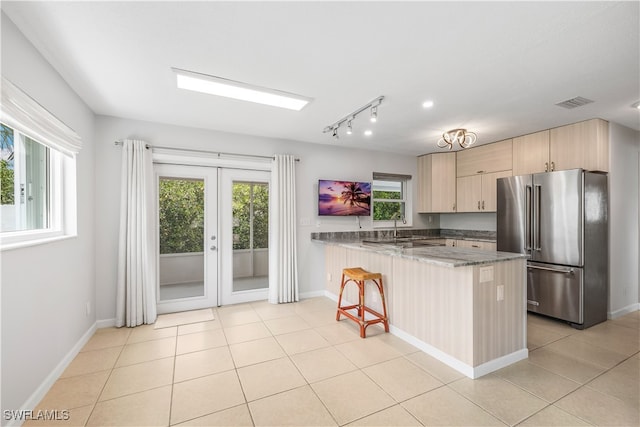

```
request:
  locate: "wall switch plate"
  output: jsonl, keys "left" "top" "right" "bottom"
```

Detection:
{"left": 327, "top": 273, "right": 332, "bottom": 282}
{"left": 479, "top": 266, "right": 494, "bottom": 283}
{"left": 497, "top": 285, "right": 504, "bottom": 301}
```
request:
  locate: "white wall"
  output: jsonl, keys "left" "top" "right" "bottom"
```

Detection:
{"left": 609, "top": 122, "right": 640, "bottom": 316}
{"left": 1, "top": 12, "right": 96, "bottom": 415}
{"left": 94, "top": 115, "right": 431, "bottom": 323}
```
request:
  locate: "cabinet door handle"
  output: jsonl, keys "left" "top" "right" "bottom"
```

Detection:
{"left": 477, "top": 201, "right": 481, "bottom": 210}
{"left": 551, "top": 161, "right": 555, "bottom": 171}
{"left": 452, "top": 203, "right": 456, "bottom": 212}
{"left": 545, "top": 162, "right": 549, "bottom": 172}
{"left": 482, "top": 200, "right": 485, "bottom": 210}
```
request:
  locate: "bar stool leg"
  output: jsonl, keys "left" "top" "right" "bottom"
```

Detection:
{"left": 376, "top": 277, "right": 390, "bottom": 332}
{"left": 358, "top": 279, "right": 366, "bottom": 338}
{"left": 336, "top": 272, "right": 346, "bottom": 321}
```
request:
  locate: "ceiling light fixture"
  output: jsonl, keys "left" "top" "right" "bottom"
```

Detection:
{"left": 370, "top": 105, "right": 378, "bottom": 122}
{"left": 437, "top": 129, "right": 477, "bottom": 150}
{"left": 172, "top": 68, "right": 312, "bottom": 111}
{"left": 323, "top": 96, "right": 384, "bottom": 139}
{"left": 364, "top": 130, "right": 373, "bottom": 136}
{"left": 422, "top": 100, "right": 434, "bottom": 108}
{"left": 632, "top": 101, "right": 640, "bottom": 110}
{"left": 332, "top": 127, "right": 339, "bottom": 140}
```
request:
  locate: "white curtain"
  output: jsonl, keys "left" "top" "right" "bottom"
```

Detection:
{"left": 269, "top": 154, "right": 299, "bottom": 303}
{"left": 115, "top": 139, "right": 157, "bottom": 327}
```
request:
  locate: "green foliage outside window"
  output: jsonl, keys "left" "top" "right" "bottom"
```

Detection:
{"left": 373, "top": 189, "right": 404, "bottom": 220}
{"left": 233, "top": 182, "right": 268, "bottom": 250}
{"left": 1, "top": 124, "right": 15, "bottom": 205}
{"left": 159, "top": 178, "right": 204, "bottom": 254}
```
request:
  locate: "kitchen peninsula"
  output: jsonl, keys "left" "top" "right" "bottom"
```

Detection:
{"left": 312, "top": 232, "right": 528, "bottom": 378}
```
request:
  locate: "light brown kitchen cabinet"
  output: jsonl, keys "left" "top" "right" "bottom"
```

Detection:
{"left": 417, "top": 152, "right": 457, "bottom": 213}
{"left": 513, "top": 119, "right": 609, "bottom": 175}
{"left": 456, "top": 139, "right": 513, "bottom": 177}
{"left": 550, "top": 119, "right": 609, "bottom": 172}
{"left": 512, "top": 130, "right": 550, "bottom": 175}
{"left": 456, "top": 170, "right": 512, "bottom": 212}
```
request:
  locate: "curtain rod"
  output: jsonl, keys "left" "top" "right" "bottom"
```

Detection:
{"left": 114, "top": 140, "right": 300, "bottom": 161}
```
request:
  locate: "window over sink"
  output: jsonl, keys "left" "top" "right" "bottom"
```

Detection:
{"left": 372, "top": 172, "right": 412, "bottom": 227}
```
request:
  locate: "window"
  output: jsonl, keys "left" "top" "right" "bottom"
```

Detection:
{"left": 372, "top": 172, "right": 412, "bottom": 226}
{"left": 1, "top": 77, "right": 81, "bottom": 249}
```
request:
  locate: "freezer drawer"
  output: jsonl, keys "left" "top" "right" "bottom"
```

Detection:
{"left": 527, "top": 262, "right": 583, "bottom": 324}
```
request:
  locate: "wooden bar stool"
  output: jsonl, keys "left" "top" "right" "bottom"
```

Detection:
{"left": 336, "top": 267, "right": 389, "bottom": 338}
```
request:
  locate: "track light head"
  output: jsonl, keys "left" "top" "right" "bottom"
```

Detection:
{"left": 332, "top": 127, "right": 339, "bottom": 140}
{"left": 346, "top": 120, "right": 353, "bottom": 135}
{"left": 370, "top": 105, "right": 378, "bottom": 123}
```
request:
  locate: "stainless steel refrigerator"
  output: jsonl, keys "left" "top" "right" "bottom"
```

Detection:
{"left": 497, "top": 169, "right": 608, "bottom": 329}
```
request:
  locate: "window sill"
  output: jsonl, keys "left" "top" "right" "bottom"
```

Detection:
{"left": 1, "top": 233, "right": 76, "bottom": 251}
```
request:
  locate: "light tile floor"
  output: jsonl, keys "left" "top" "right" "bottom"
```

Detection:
{"left": 26, "top": 298, "right": 639, "bottom": 426}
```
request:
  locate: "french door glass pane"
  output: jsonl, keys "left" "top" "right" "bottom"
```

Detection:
{"left": 232, "top": 181, "right": 269, "bottom": 292}
{"left": 158, "top": 177, "right": 205, "bottom": 301}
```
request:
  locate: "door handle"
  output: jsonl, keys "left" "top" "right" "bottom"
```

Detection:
{"left": 210, "top": 245, "right": 217, "bottom": 251}
{"left": 525, "top": 185, "right": 532, "bottom": 251}
{"left": 533, "top": 184, "right": 541, "bottom": 251}
{"left": 528, "top": 264, "right": 574, "bottom": 274}
{"left": 527, "top": 300, "right": 540, "bottom": 307}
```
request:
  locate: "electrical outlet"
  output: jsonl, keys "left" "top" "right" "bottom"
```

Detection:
{"left": 85, "top": 301, "right": 91, "bottom": 316}
{"left": 497, "top": 285, "right": 504, "bottom": 301}
{"left": 327, "top": 273, "right": 332, "bottom": 282}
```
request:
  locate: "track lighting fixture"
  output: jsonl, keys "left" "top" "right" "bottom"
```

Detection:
{"left": 323, "top": 96, "right": 384, "bottom": 139}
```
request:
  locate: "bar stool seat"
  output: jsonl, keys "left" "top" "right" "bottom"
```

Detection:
{"left": 336, "top": 267, "right": 389, "bottom": 338}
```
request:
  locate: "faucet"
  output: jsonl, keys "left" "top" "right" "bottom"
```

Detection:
{"left": 392, "top": 212, "right": 406, "bottom": 239}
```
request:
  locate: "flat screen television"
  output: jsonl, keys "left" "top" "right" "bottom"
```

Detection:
{"left": 318, "top": 180, "right": 371, "bottom": 216}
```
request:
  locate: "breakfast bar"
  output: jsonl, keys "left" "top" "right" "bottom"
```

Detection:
{"left": 313, "top": 234, "right": 529, "bottom": 378}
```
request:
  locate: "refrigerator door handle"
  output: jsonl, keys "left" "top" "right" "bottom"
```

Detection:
{"left": 528, "top": 264, "right": 575, "bottom": 275}
{"left": 533, "top": 184, "right": 542, "bottom": 251}
{"left": 525, "top": 185, "right": 532, "bottom": 251}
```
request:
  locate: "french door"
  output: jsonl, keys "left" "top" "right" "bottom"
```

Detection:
{"left": 220, "top": 168, "right": 270, "bottom": 305}
{"left": 155, "top": 164, "right": 218, "bottom": 314}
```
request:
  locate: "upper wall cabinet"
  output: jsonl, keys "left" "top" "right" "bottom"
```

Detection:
{"left": 550, "top": 119, "right": 609, "bottom": 173}
{"left": 513, "top": 119, "right": 609, "bottom": 175}
{"left": 456, "top": 139, "right": 513, "bottom": 177}
{"left": 455, "top": 139, "right": 512, "bottom": 213}
{"left": 512, "top": 130, "right": 550, "bottom": 175}
{"left": 417, "top": 152, "right": 456, "bottom": 213}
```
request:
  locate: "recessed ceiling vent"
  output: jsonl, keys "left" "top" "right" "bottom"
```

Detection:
{"left": 555, "top": 96, "right": 594, "bottom": 109}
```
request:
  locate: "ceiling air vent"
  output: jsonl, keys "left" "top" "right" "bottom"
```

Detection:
{"left": 555, "top": 96, "right": 594, "bottom": 109}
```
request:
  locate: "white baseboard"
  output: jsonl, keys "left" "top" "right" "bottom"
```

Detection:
{"left": 609, "top": 303, "right": 640, "bottom": 319}
{"left": 325, "top": 289, "right": 527, "bottom": 379}
{"left": 6, "top": 323, "right": 97, "bottom": 427}
{"left": 96, "top": 318, "right": 116, "bottom": 328}
{"left": 299, "top": 290, "right": 326, "bottom": 299}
